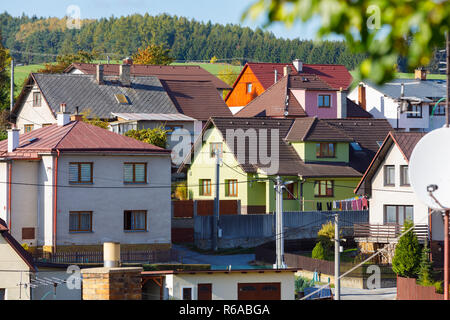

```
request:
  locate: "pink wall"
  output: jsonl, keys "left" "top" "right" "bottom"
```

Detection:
{"left": 292, "top": 89, "right": 337, "bottom": 118}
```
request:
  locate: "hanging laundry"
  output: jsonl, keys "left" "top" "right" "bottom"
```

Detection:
{"left": 327, "top": 202, "right": 332, "bottom": 211}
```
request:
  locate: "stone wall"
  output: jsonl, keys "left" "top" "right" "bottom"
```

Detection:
{"left": 81, "top": 267, "right": 142, "bottom": 300}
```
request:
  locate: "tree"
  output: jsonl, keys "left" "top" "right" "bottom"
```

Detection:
{"left": 243, "top": 0, "right": 450, "bottom": 84}
{"left": 0, "top": 30, "right": 11, "bottom": 110}
{"left": 38, "top": 50, "right": 95, "bottom": 74}
{"left": 132, "top": 43, "right": 174, "bottom": 65}
{"left": 392, "top": 221, "right": 422, "bottom": 278}
{"left": 80, "top": 108, "right": 110, "bottom": 129}
{"left": 312, "top": 241, "right": 326, "bottom": 260}
{"left": 124, "top": 125, "right": 170, "bottom": 149}
{"left": 417, "top": 241, "right": 434, "bottom": 286}
{"left": 210, "top": 56, "right": 218, "bottom": 64}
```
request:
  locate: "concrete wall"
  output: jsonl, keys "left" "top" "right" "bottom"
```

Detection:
{"left": 0, "top": 236, "right": 32, "bottom": 300}
{"left": 369, "top": 143, "right": 431, "bottom": 229}
{"left": 16, "top": 85, "right": 57, "bottom": 133}
{"left": 166, "top": 271, "right": 296, "bottom": 300}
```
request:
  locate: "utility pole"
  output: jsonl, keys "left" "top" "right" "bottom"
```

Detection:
{"left": 10, "top": 59, "right": 14, "bottom": 112}
{"left": 334, "top": 213, "right": 341, "bottom": 300}
{"left": 212, "top": 148, "right": 221, "bottom": 252}
{"left": 275, "top": 176, "right": 285, "bottom": 269}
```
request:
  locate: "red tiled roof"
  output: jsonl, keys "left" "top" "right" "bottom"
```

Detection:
{"left": 65, "top": 63, "right": 231, "bottom": 90}
{"left": 246, "top": 62, "right": 353, "bottom": 90}
{"left": 0, "top": 121, "right": 170, "bottom": 158}
{"left": 0, "top": 218, "right": 36, "bottom": 272}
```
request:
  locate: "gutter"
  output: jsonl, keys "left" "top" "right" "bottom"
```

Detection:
{"left": 53, "top": 149, "right": 60, "bottom": 253}
{"left": 7, "top": 161, "right": 12, "bottom": 230}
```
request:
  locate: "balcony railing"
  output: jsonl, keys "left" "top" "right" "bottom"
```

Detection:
{"left": 354, "top": 224, "right": 429, "bottom": 243}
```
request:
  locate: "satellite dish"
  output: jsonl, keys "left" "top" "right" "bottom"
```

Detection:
{"left": 409, "top": 127, "right": 450, "bottom": 210}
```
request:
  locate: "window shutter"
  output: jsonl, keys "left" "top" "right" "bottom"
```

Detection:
{"left": 124, "top": 164, "right": 133, "bottom": 182}
{"left": 69, "top": 164, "right": 79, "bottom": 182}
{"left": 135, "top": 164, "right": 146, "bottom": 183}
{"left": 80, "top": 164, "right": 92, "bottom": 182}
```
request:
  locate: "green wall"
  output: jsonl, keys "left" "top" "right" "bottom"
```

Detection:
{"left": 291, "top": 142, "right": 349, "bottom": 163}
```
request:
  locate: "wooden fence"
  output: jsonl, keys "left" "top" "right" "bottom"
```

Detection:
{"left": 173, "top": 200, "right": 194, "bottom": 218}
{"left": 33, "top": 249, "right": 179, "bottom": 265}
{"left": 396, "top": 276, "right": 443, "bottom": 300}
{"left": 354, "top": 224, "right": 429, "bottom": 242}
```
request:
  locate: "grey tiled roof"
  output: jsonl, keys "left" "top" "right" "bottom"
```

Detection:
{"left": 33, "top": 73, "right": 179, "bottom": 119}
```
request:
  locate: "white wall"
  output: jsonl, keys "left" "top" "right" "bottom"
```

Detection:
{"left": 0, "top": 236, "right": 32, "bottom": 300}
{"left": 369, "top": 143, "right": 429, "bottom": 227}
{"left": 15, "top": 85, "right": 57, "bottom": 133}
{"left": 166, "top": 272, "right": 295, "bottom": 300}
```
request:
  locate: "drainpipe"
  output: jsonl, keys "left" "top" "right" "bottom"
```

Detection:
{"left": 7, "top": 161, "right": 12, "bottom": 230}
{"left": 53, "top": 149, "right": 60, "bottom": 253}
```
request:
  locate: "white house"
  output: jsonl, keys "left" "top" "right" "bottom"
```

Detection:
{"left": 0, "top": 218, "right": 36, "bottom": 300}
{"left": 348, "top": 69, "right": 447, "bottom": 132}
{"left": 141, "top": 268, "right": 298, "bottom": 300}
{"left": 0, "top": 109, "right": 172, "bottom": 254}
{"left": 354, "top": 131, "right": 445, "bottom": 263}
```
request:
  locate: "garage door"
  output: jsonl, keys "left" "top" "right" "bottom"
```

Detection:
{"left": 237, "top": 283, "right": 281, "bottom": 300}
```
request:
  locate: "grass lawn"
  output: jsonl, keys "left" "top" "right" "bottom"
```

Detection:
{"left": 13, "top": 64, "right": 45, "bottom": 93}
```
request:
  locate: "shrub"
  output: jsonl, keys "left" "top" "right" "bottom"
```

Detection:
{"left": 392, "top": 221, "right": 421, "bottom": 278}
{"left": 312, "top": 241, "right": 326, "bottom": 260}
{"left": 125, "top": 125, "right": 170, "bottom": 149}
{"left": 417, "top": 241, "right": 433, "bottom": 286}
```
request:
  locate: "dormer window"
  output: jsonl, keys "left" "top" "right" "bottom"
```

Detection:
{"left": 115, "top": 94, "right": 129, "bottom": 105}
{"left": 316, "top": 143, "right": 336, "bottom": 158}
{"left": 318, "top": 95, "right": 331, "bottom": 108}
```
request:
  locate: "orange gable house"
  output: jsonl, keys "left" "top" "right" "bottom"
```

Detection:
{"left": 225, "top": 61, "right": 353, "bottom": 114}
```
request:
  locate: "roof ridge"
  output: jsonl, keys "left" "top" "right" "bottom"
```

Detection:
{"left": 53, "top": 121, "right": 78, "bottom": 150}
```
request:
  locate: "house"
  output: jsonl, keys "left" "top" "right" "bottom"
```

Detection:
{"left": 64, "top": 60, "right": 232, "bottom": 96}
{"left": 12, "top": 62, "right": 232, "bottom": 134}
{"left": 178, "top": 117, "right": 392, "bottom": 214}
{"left": 354, "top": 131, "right": 445, "bottom": 263}
{"left": 141, "top": 268, "right": 298, "bottom": 300}
{"left": 225, "top": 60, "right": 354, "bottom": 114}
{"left": 347, "top": 68, "right": 447, "bottom": 132}
{"left": 0, "top": 218, "right": 36, "bottom": 300}
{"left": 0, "top": 108, "right": 172, "bottom": 254}
{"left": 235, "top": 73, "right": 372, "bottom": 119}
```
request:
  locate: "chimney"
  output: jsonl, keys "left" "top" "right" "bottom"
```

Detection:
{"left": 414, "top": 68, "right": 427, "bottom": 80}
{"left": 358, "top": 84, "right": 366, "bottom": 110}
{"left": 401, "top": 83, "right": 405, "bottom": 97}
{"left": 274, "top": 69, "right": 278, "bottom": 84}
{"left": 57, "top": 103, "right": 71, "bottom": 126}
{"left": 293, "top": 59, "right": 303, "bottom": 73}
{"left": 8, "top": 127, "right": 20, "bottom": 153}
{"left": 337, "top": 88, "right": 347, "bottom": 119}
{"left": 103, "top": 242, "right": 120, "bottom": 268}
{"left": 96, "top": 64, "right": 104, "bottom": 85}
{"left": 283, "top": 65, "right": 289, "bottom": 77}
{"left": 123, "top": 57, "right": 133, "bottom": 65}
{"left": 120, "top": 63, "right": 131, "bottom": 87}
{"left": 70, "top": 106, "right": 83, "bottom": 122}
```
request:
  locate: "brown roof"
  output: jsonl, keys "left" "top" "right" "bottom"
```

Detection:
{"left": 142, "top": 268, "right": 299, "bottom": 276}
{"left": 160, "top": 80, "right": 232, "bottom": 121}
{"left": 65, "top": 63, "right": 231, "bottom": 90}
{"left": 285, "top": 118, "right": 353, "bottom": 142}
{"left": 0, "top": 121, "right": 170, "bottom": 158}
{"left": 354, "top": 131, "right": 424, "bottom": 195}
{"left": 0, "top": 219, "right": 36, "bottom": 272}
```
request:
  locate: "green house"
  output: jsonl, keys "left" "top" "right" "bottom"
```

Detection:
{"left": 178, "top": 117, "right": 392, "bottom": 214}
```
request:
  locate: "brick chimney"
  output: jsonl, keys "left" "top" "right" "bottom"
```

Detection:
{"left": 96, "top": 64, "right": 104, "bottom": 85}
{"left": 414, "top": 68, "right": 427, "bottom": 81}
{"left": 57, "top": 103, "right": 71, "bottom": 126}
{"left": 8, "top": 126, "right": 20, "bottom": 153}
{"left": 358, "top": 84, "right": 366, "bottom": 110}
{"left": 123, "top": 57, "right": 133, "bottom": 65}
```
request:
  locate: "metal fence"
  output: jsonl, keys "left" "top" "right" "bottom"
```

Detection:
{"left": 195, "top": 210, "right": 369, "bottom": 241}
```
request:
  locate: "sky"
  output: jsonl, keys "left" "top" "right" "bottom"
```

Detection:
{"left": 1, "top": 0, "right": 324, "bottom": 41}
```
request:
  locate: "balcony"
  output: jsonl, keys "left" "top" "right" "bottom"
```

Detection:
{"left": 354, "top": 224, "right": 429, "bottom": 244}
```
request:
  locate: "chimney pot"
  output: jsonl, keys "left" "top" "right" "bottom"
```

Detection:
{"left": 104, "top": 242, "right": 121, "bottom": 267}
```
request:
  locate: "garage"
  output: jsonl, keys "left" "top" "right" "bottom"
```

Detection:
{"left": 237, "top": 282, "right": 281, "bottom": 300}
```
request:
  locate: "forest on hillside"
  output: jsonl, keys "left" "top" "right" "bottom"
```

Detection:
{"left": 0, "top": 12, "right": 369, "bottom": 69}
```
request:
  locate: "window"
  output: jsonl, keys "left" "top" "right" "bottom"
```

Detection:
{"left": 400, "top": 165, "right": 410, "bottom": 186}
{"left": 69, "top": 211, "right": 92, "bottom": 232}
{"left": 69, "top": 163, "right": 93, "bottom": 184}
{"left": 431, "top": 103, "right": 445, "bottom": 116}
{"left": 200, "top": 179, "right": 212, "bottom": 196}
{"left": 314, "top": 180, "right": 334, "bottom": 197}
{"left": 32, "top": 92, "right": 41, "bottom": 107}
{"left": 316, "top": 143, "right": 336, "bottom": 158}
{"left": 318, "top": 95, "right": 331, "bottom": 108}
{"left": 407, "top": 104, "right": 422, "bottom": 118}
{"left": 0, "top": 289, "right": 4, "bottom": 300}
{"left": 350, "top": 142, "right": 362, "bottom": 151}
{"left": 124, "top": 163, "right": 147, "bottom": 183}
{"left": 384, "top": 205, "right": 414, "bottom": 225}
{"left": 210, "top": 142, "right": 223, "bottom": 158}
{"left": 226, "top": 179, "right": 238, "bottom": 197}
{"left": 114, "top": 94, "right": 129, "bottom": 105}
{"left": 42, "top": 123, "right": 52, "bottom": 128}
{"left": 124, "top": 210, "right": 147, "bottom": 231}
{"left": 24, "top": 124, "right": 34, "bottom": 133}
{"left": 246, "top": 83, "right": 253, "bottom": 94}
{"left": 384, "top": 165, "right": 395, "bottom": 186}
{"left": 283, "top": 182, "right": 297, "bottom": 200}
{"left": 182, "top": 287, "right": 192, "bottom": 300}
